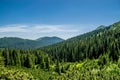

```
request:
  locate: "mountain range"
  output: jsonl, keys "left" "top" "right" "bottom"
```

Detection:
{"left": 0, "top": 36, "right": 64, "bottom": 49}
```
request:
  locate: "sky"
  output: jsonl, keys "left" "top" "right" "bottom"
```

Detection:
{"left": 0, "top": 0, "right": 120, "bottom": 39}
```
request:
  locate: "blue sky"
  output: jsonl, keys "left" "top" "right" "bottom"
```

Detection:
{"left": 0, "top": 0, "right": 120, "bottom": 39}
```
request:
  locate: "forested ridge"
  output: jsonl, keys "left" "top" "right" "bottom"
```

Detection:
{"left": 42, "top": 21, "right": 120, "bottom": 62}
{"left": 0, "top": 21, "right": 120, "bottom": 80}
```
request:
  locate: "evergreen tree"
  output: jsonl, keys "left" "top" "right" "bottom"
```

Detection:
{"left": 55, "top": 60, "right": 61, "bottom": 75}
{"left": 12, "top": 50, "right": 21, "bottom": 66}
{"left": 46, "top": 57, "right": 50, "bottom": 70}
{"left": 2, "top": 49, "right": 10, "bottom": 65}
{"left": 40, "top": 56, "right": 45, "bottom": 69}
{"left": 24, "top": 54, "right": 33, "bottom": 68}
{"left": 0, "top": 56, "right": 4, "bottom": 67}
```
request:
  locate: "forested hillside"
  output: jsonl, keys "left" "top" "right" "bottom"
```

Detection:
{"left": 42, "top": 21, "right": 120, "bottom": 62}
{"left": 0, "top": 21, "right": 120, "bottom": 80}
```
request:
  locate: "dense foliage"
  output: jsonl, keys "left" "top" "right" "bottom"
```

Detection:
{"left": 1, "top": 49, "right": 51, "bottom": 69}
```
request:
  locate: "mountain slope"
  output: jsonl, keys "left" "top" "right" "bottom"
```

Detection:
{"left": 0, "top": 37, "right": 64, "bottom": 49}
{"left": 41, "top": 21, "right": 120, "bottom": 62}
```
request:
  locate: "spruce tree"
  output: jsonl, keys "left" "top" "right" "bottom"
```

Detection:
{"left": 46, "top": 57, "right": 50, "bottom": 70}
{"left": 55, "top": 59, "right": 61, "bottom": 75}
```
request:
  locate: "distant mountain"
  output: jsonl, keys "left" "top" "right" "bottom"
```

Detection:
{"left": 37, "top": 36, "right": 63, "bottom": 41}
{"left": 0, "top": 37, "right": 64, "bottom": 49}
{"left": 35, "top": 36, "right": 64, "bottom": 48}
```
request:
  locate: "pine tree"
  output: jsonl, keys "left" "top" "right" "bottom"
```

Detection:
{"left": 0, "top": 56, "right": 4, "bottom": 67}
{"left": 25, "top": 54, "right": 33, "bottom": 68}
{"left": 46, "top": 57, "right": 50, "bottom": 70}
{"left": 12, "top": 50, "right": 21, "bottom": 66}
{"left": 2, "top": 49, "right": 10, "bottom": 65}
{"left": 55, "top": 59, "right": 61, "bottom": 75}
{"left": 40, "top": 56, "right": 45, "bottom": 69}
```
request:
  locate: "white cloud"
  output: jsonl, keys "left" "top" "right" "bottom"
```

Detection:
{"left": 0, "top": 24, "right": 80, "bottom": 39}
{"left": 0, "top": 24, "right": 97, "bottom": 39}
{"left": 0, "top": 25, "right": 27, "bottom": 32}
{"left": 0, "top": 24, "right": 79, "bottom": 33}
{"left": 30, "top": 25, "right": 79, "bottom": 33}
